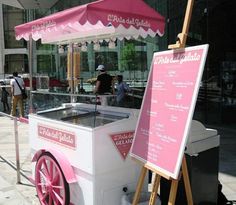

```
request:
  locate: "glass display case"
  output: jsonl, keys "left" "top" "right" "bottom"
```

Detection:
{"left": 37, "top": 105, "right": 129, "bottom": 127}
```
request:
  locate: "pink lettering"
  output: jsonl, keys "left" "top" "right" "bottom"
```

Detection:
{"left": 37, "top": 124, "right": 76, "bottom": 149}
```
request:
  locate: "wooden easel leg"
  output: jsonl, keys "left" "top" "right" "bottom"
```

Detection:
{"left": 132, "top": 166, "right": 147, "bottom": 205}
{"left": 149, "top": 174, "right": 161, "bottom": 205}
{"left": 168, "top": 179, "right": 179, "bottom": 205}
{"left": 182, "top": 155, "right": 193, "bottom": 205}
{"left": 168, "top": 0, "right": 195, "bottom": 49}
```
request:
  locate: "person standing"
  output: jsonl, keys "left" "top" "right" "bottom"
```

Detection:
{"left": 116, "top": 75, "right": 131, "bottom": 107}
{"left": 10, "top": 71, "right": 25, "bottom": 117}
{"left": 94, "top": 65, "right": 114, "bottom": 94}
{"left": 1, "top": 87, "right": 10, "bottom": 112}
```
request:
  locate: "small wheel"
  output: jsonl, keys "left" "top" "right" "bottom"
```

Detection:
{"left": 35, "top": 152, "right": 70, "bottom": 205}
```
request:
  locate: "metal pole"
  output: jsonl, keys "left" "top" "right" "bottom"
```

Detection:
{"left": 13, "top": 117, "right": 21, "bottom": 183}
{"left": 68, "top": 43, "right": 75, "bottom": 103}
{"left": 28, "top": 35, "right": 33, "bottom": 113}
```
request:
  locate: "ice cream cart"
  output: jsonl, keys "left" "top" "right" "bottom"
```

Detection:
{"left": 29, "top": 103, "right": 143, "bottom": 205}
{"left": 14, "top": 0, "right": 165, "bottom": 204}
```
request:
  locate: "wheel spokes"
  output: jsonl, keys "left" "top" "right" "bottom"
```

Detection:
{"left": 42, "top": 159, "right": 50, "bottom": 179}
{"left": 52, "top": 172, "right": 60, "bottom": 184}
{"left": 52, "top": 189, "right": 64, "bottom": 204}
{"left": 40, "top": 191, "right": 49, "bottom": 203}
{"left": 48, "top": 193, "right": 53, "bottom": 205}
{"left": 39, "top": 169, "right": 50, "bottom": 185}
{"left": 49, "top": 159, "right": 54, "bottom": 181}
{"left": 35, "top": 154, "right": 69, "bottom": 205}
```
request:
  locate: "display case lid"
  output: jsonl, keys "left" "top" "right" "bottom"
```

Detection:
{"left": 187, "top": 120, "right": 218, "bottom": 143}
{"left": 37, "top": 104, "right": 130, "bottom": 128}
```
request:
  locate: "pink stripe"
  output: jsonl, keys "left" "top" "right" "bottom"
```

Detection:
{"left": 18, "top": 117, "right": 29, "bottom": 124}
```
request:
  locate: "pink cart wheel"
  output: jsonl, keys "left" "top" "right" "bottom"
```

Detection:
{"left": 35, "top": 152, "right": 70, "bottom": 205}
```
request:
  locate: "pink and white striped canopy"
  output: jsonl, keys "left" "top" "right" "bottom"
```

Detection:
{"left": 15, "top": 0, "right": 165, "bottom": 44}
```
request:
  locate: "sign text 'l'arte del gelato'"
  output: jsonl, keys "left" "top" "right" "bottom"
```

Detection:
{"left": 130, "top": 45, "right": 209, "bottom": 179}
{"left": 110, "top": 131, "right": 135, "bottom": 160}
{"left": 32, "top": 20, "right": 56, "bottom": 31}
{"left": 107, "top": 14, "right": 151, "bottom": 28}
{"left": 38, "top": 124, "right": 76, "bottom": 149}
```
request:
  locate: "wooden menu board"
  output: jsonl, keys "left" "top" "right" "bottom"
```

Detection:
{"left": 130, "top": 44, "right": 209, "bottom": 179}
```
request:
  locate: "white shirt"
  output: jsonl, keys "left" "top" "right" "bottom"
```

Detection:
{"left": 10, "top": 77, "right": 24, "bottom": 96}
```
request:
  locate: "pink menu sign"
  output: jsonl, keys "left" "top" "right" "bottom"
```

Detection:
{"left": 130, "top": 45, "right": 209, "bottom": 179}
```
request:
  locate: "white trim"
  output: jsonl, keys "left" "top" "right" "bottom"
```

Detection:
{"left": 4, "top": 48, "right": 27, "bottom": 55}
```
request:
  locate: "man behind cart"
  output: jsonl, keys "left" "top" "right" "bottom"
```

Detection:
{"left": 94, "top": 65, "right": 114, "bottom": 95}
{"left": 10, "top": 71, "right": 25, "bottom": 117}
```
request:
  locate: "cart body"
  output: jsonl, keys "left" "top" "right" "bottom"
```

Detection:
{"left": 29, "top": 103, "right": 146, "bottom": 205}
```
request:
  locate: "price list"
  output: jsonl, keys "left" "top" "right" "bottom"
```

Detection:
{"left": 130, "top": 45, "right": 208, "bottom": 179}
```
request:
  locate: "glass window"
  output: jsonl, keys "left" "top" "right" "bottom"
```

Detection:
{"left": 3, "top": 5, "right": 26, "bottom": 48}
{"left": 136, "top": 51, "right": 147, "bottom": 71}
{"left": 37, "top": 55, "right": 56, "bottom": 75}
{"left": 81, "top": 52, "right": 89, "bottom": 71}
{"left": 95, "top": 52, "right": 118, "bottom": 71}
{"left": 4, "top": 54, "right": 28, "bottom": 74}
{"left": 36, "top": 40, "right": 55, "bottom": 51}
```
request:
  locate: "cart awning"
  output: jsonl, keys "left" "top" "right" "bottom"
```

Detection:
{"left": 15, "top": 0, "right": 165, "bottom": 44}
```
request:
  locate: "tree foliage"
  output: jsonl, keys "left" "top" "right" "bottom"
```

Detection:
{"left": 120, "top": 43, "right": 137, "bottom": 71}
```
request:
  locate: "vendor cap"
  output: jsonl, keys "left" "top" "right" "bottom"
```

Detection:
{"left": 96, "top": 64, "right": 105, "bottom": 71}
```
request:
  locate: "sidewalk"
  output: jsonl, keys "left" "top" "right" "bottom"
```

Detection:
{"left": 0, "top": 115, "right": 39, "bottom": 205}
{"left": 0, "top": 114, "right": 236, "bottom": 204}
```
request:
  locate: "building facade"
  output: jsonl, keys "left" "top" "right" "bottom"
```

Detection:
{"left": 0, "top": 0, "right": 235, "bottom": 129}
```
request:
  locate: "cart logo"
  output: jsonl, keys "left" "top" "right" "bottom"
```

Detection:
{"left": 110, "top": 131, "right": 134, "bottom": 160}
{"left": 32, "top": 20, "right": 56, "bottom": 31}
{"left": 107, "top": 15, "right": 151, "bottom": 28}
{"left": 38, "top": 124, "right": 76, "bottom": 149}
